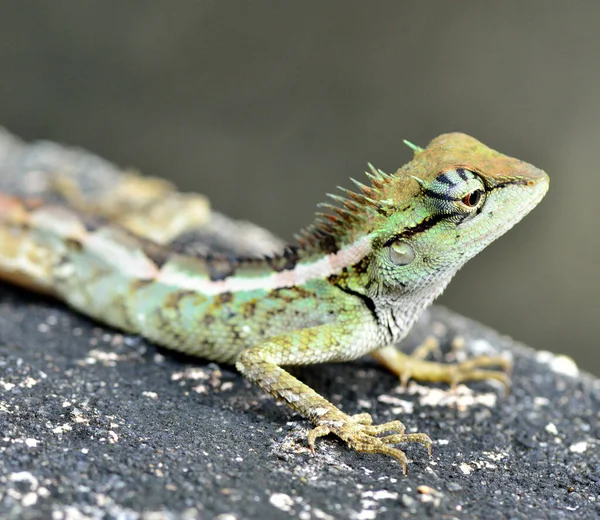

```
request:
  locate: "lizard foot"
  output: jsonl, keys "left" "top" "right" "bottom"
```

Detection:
{"left": 373, "top": 340, "right": 512, "bottom": 392}
{"left": 437, "top": 353, "right": 512, "bottom": 390}
{"left": 307, "top": 412, "right": 432, "bottom": 474}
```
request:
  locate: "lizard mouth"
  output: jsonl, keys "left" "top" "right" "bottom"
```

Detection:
{"left": 474, "top": 174, "right": 549, "bottom": 248}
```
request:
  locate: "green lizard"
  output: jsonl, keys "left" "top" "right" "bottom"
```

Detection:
{"left": 0, "top": 133, "right": 549, "bottom": 473}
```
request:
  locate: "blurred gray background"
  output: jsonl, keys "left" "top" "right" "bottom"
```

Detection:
{"left": 0, "top": 2, "right": 598, "bottom": 375}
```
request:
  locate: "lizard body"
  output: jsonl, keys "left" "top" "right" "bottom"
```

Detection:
{"left": 0, "top": 133, "right": 548, "bottom": 473}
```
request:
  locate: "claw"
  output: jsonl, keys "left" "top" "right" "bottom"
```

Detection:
{"left": 307, "top": 412, "right": 431, "bottom": 474}
{"left": 448, "top": 355, "right": 512, "bottom": 393}
{"left": 307, "top": 424, "right": 331, "bottom": 454}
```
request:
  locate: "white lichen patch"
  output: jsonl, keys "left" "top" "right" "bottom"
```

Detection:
{"left": 362, "top": 490, "right": 398, "bottom": 500}
{"left": 220, "top": 381, "right": 234, "bottom": 392}
{"left": 417, "top": 485, "right": 444, "bottom": 506}
{"left": 536, "top": 351, "right": 579, "bottom": 377}
{"left": 1, "top": 376, "right": 39, "bottom": 391}
{"left": 357, "top": 398, "right": 372, "bottom": 409}
{"left": 350, "top": 488, "right": 399, "bottom": 520}
{"left": 10, "top": 471, "right": 38, "bottom": 487}
{"left": 20, "top": 376, "right": 38, "bottom": 388}
{"left": 309, "top": 508, "right": 334, "bottom": 520}
{"left": 171, "top": 367, "right": 211, "bottom": 381}
{"left": 377, "top": 394, "right": 414, "bottom": 414}
{"left": 482, "top": 451, "right": 508, "bottom": 462}
{"left": 51, "top": 423, "right": 73, "bottom": 434}
{"left": 4, "top": 437, "right": 41, "bottom": 449}
{"left": 71, "top": 408, "right": 91, "bottom": 425}
{"left": 457, "top": 452, "right": 508, "bottom": 474}
{"left": 80, "top": 349, "right": 124, "bottom": 367}
{"left": 1, "top": 381, "right": 16, "bottom": 391}
{"left": 172, "top": 365, "right": 226, "bottom": 393}
{"left": 459, "top": 462, "right": 473, "bottom": 475}
{"left": 399, "top": 382, "right": 497, "bottom": 410}
{"left": 569, "top": 441, "right": 588, "bottom": 453}
{"left": 269, "top": 492, "right": 295, "bottom": 512}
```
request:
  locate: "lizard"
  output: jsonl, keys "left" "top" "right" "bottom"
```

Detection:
{"left": 0, "top": 132, "right": 549, "bottom": 474}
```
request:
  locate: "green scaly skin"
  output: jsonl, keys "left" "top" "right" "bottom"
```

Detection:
{"left": 0, "top": 133, "right": 549, "bottom": 473}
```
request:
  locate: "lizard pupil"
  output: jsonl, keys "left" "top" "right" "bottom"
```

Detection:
{"left": 463, "top": 189, "right": 483, "bottom": 207}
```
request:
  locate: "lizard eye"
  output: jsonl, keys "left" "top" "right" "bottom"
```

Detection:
{"left": 389, "top": 240, "right": 415, "bottom": 266}
{"left": 462, "top": 188, "right": 484, "bottom": 208}
{"left": 426, "top": 169, "right": 487, "bottom": 220}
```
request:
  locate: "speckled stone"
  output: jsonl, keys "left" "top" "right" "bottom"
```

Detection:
{"left": 1, "top": 286, "right": 598, "bottom": 520}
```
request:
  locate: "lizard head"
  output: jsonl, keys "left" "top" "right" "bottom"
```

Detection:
{"left": 301, "top": 133, "right": 549, "bottom": 301}
{"left": 368, "top": 133, "right": 549, "bottom": 295}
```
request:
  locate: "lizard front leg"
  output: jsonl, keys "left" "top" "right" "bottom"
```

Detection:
{"left": 235, "top": 322, "right": 432, "bottom": 474}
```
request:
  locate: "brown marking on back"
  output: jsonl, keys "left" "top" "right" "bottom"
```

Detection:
{"left": 163, "top": 290, "right": 197, "bottom": 310}
{"left": 267, "top": 245, "right": 300, "bottom": 272}
{"left": 202, "top": 313, "right": 216, "bottom": 326}
{"left": 239, "top": 298, "right": 259, "bottom": 320}
{"left": 267, "top": 285, "right": 314, "bottom": 303}
{"left": 65, "top": 237, "right": 84, "bottom": 252}
{"left": 134, "top": 238, "right": 174, "bottom": 269}
{"left": 215, "top": 292, "right": 234, "bottom": 305}
{"left": 204, "top": 254, "right": 237, "bottom": 281}
{"left": 327, "top": 256, "right": 371, "bottom": 289}
{"left": 129, "top": 278, "right": 154, "bottom": 292}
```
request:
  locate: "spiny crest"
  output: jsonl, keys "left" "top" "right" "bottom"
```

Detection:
{"left": 295, "top": 162, "right": 403, "bottom": 251}
{"left": 403, "top": 139, "right": 424, "bottom": 154}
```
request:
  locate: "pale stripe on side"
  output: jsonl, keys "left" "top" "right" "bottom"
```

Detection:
{"left": 157, "top": 234, "right": 372, "bottom": 295}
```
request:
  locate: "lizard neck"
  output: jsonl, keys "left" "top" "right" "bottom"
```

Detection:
{"left": 328, "top": 251, "right": 458, "bottom": 345}
{"left": 378, "top": 272, "right": 455, "bottom": 343}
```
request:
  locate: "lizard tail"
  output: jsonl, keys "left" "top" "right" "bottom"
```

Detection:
{"left": 0, "top": 194, "right": 164, "bottom": 330}
{"left": 0, "top": 194, "right": 61, "bottom": 295}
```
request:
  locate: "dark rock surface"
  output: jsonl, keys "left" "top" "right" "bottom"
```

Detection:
{"left": 1, "top": 284, "right": 598, "bottom": 519}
